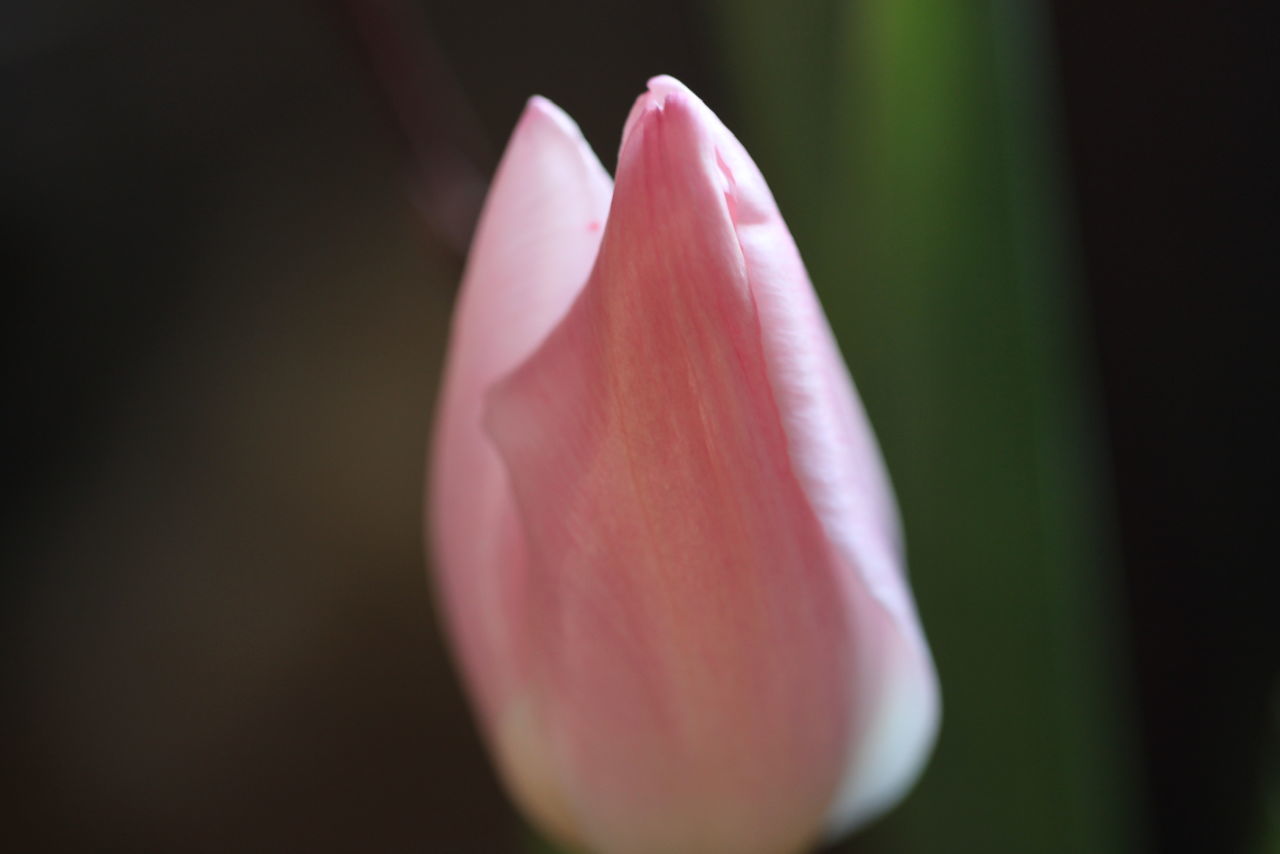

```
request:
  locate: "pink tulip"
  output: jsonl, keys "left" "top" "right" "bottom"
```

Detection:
{"left": 429, "top": 76, "right": 939, "bottom": 854}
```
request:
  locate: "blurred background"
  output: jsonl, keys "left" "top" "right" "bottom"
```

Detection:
{"left": 3, "top": 1, "right": 1274, "bottom": 852}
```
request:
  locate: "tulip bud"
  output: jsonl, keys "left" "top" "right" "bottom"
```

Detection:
{"left": 429, "top": 76, "right": 938, "bottom": 854}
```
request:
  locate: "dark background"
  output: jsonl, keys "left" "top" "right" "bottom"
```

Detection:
{"left": 3, "top": 2, "right": 1273, "bottom": 852}
{"left": 1050, "top": 6, "right": 1274, "bottom": 853}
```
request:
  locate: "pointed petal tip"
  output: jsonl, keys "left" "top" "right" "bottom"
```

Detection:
{"left": 619, "top": 75, "right": 707, "bottom": 156}
{"left": 520, "top": 94, "right": 586, "bottom": 141}
{"left": 619, "top": 86, "right": 711, "bottom": 166}
{"left": 645, "top": 74, "right": 692, "bottom": 99}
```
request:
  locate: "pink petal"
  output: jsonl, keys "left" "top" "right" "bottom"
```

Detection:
{"left": 428, "top": 95, "right": 611, "bottom": 838}
{"left": 486, "top": 91, "right": 854, "bottom": 854}
{"left": 637, "top": 75, "right": 940, "bottom": 836}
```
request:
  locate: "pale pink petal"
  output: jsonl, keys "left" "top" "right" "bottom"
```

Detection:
{"left": 486, "top": 91, "right": 853, "bottom": 854}
{"left": 637, "top": 75, "right": 940, "bottom": 835}
{"left": 428, "top": 95, "right": 611, "bottom": 839}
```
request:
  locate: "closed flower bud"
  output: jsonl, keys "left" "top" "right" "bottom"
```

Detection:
{"left": 429, "top": 76, "right": 938, "bottom": 854}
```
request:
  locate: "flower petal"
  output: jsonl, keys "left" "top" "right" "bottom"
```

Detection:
{"left": 428, "top": 95, "right": 612, "bottom": 839}
{"left": 638, "top": 75, "right": 940, "bottom": 835}
{"left": 485, "top": 91, "right": 853, "bottom": 854}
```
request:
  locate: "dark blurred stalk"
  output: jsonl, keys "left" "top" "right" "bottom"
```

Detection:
{"left": 340, "top": 0, "right": 490, "bottom": 254}
{"left": 714, "top": 2, "right": 1138, "bottom": 851}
